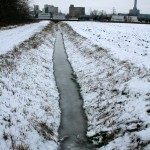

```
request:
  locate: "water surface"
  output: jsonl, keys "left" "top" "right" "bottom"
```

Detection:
{"left": 53, "top": 31, "right": 94, "bottom": 150}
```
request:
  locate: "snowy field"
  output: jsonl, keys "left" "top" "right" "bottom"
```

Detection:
{"left": 66, "top": 22, "right": 150, "bottom": 69}
{"left": 60, "top": 22, "right": 150, "bottom": 149}
{"left": 0, "top": 22, "right": 60, "bottom": 149}
{"left": 0, "top": 25, "right": 19, "bottom": 31}
{"left": 0, "top": 21, "right": 49, "bottom": 55}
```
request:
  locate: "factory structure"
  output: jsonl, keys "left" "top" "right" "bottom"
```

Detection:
{"left": 33, "top": 4, "right": 85, "bottom": 20}
{"left": 129, "top": 0, "right": 140, "bottom": 15}
{"left": 32, "top": 1, "right": 150, "bottom": 23}
{"left": 69, "top": 5, "right": 85, "bottom": 18}
{"left": 111, "top": 0, "right": 150, "bottom": 23}
{"left": 111, "top": 0, "right": 140, "bottom": 22}
{"left": 33, "top": 4, "right": 65, "bottom": 20}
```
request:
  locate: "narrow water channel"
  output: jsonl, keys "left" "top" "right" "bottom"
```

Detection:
{"left": 53, "top": 31, "right": 94, "bottom": 150}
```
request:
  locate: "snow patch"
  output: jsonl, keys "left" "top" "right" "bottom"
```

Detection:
{"left": 0, "top": 21, "right": 49, "bottom": 55}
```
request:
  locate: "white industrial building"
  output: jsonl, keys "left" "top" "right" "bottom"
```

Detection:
{"left": 111, "top": 0, "right": 140, "bottom": 23}
{"left": 111, "top": 15, "right": 125, "bottom": 22}
{"left": 37, "top": 4, "right": 59, "bottom": 20}
{"left": 126, "top": 16, "right": 139, "bottom": 22}
{"left": 38, "top": 13, "right": 51, "bottom": 20}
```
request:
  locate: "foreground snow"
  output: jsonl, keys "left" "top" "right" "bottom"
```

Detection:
{"left": 0, "top": 23, "right": 60, "bottom": 149}
{"left": 60, "top": 22, "right": 150, "bottom": 149}
{"left": 0, "top": 25, "right": 18, "bottom": 31}
{"left": 0, "top": 21, "right": 49, "bottom": 55}
{"left": 66, "top": 22, "right": 150, "bottom": 69}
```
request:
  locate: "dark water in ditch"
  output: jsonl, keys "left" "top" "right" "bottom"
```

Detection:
{"left": 53, "top": 31, "right": 95, "bottom": 150}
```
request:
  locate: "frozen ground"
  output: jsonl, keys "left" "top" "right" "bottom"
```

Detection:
{"left": 66, "top": 22, "right": 150, "bottom": 69}
{"left": 0, "top": 25, "right": 18, "bottom": 31}
{"left": 60, "top": 22, "right": 150, "bottom": 149}
{"left": 0, "top": 21, "right": 49, "bottom": 55}
{"left": 0, "top": 22, "right": 60, "bottom": 149}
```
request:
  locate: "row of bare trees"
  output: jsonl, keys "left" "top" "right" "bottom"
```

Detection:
{"left": 0, "top": 0, "right": 30, "bottom": 23}
{"left": 89, "top": 8, "right": 117, "bottom": 21}
{"left": 89, "top": 9, "right": 108, "bottom": 21}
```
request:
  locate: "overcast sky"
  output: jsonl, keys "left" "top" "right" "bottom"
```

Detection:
{"left": 31, "top": 0, "right": 150, "bottom": 14}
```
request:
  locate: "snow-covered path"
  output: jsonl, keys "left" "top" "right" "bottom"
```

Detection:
{"left": 0, "top": 21, "right": 49, "bottom": 55}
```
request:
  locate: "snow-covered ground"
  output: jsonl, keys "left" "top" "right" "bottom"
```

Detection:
{"left": 0, "top": 25, "right": 18, "bottom": 31}
{"left": 0, "top": 22, "right": 60, "bottom": 149}
{"left": 66, "top": 22, "right": 150, "bottom": 69}
{"left": 0, "top": 21, "right": 49, "bottom": 55}
{"left": 60, "top": 22, "right": 150, "bottom": 149}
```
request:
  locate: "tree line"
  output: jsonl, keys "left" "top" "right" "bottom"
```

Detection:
{"left": 0, "top": 0, "right": 30, "bottom": 23}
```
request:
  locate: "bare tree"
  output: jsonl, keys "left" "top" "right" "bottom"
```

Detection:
{"left": 0, "top": 0, "right": 30, "bottom": 23}
{"left": 90, "top": 9, "right": 98, "bottom": 17}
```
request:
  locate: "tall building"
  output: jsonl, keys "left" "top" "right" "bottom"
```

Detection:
{"left": 53, "top": 7, "right": 59, "bottom": 14}
{"left": 34, "top": 5, "right": 40, "bottom": 17}
{"left": 43, "top": 4, "right": 58, "bottom": 14}
{"left": 129, "top": 0, "right": 140, "bottom": 16}
{"left": 44, "top": 4, "right": 49, "bottom": 13}
{"left": 69, "top": 5, "right": 85, "bottom": 18}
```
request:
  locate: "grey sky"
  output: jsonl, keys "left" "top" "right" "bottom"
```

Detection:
{"left": 31, "top": 0, "right": 150, "bottom": 14}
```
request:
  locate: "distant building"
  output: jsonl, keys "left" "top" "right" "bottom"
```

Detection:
{"left": 126, "top": 16, "right": 139, "bottom": 22}
{"left": 111, "top": 15, "right": 125, "bottom": 22}
{"left": 44, "top": 4, "right": 49, "bottom": 13}
{"left": 42, "top": 8, "right": 45, "bottom": 13}
{"left": 53, "top": 7, "right": 59, "bottom": 14}
{"left": 53, "top": 13, "right": 66, "bottom": 20}
{"left": 38, "top": 13, "right": 51, "bottom": 20}
{"left": 138, "top": 14, "right": 150, "bottom": 23}
{"left": 69, "top": 5, "right": 85, "bottom": 18}
{"left": 34, "top": 5, "right": 40, "bottom": 18}
{"left": 129, "top": 0, "right": 140, "bottom": 16}
{"left": 43, "top": 4, "right": 58, "bottom": 15}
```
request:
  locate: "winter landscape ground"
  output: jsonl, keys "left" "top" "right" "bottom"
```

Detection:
{"left": 0, "top": 20, "right": 150, "bottom": 150}
{"left": 60, "top": 22, "right": 150, "bottom": 149}
{"left": 0, "top": 21, "right": 60, "bottom": 150}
